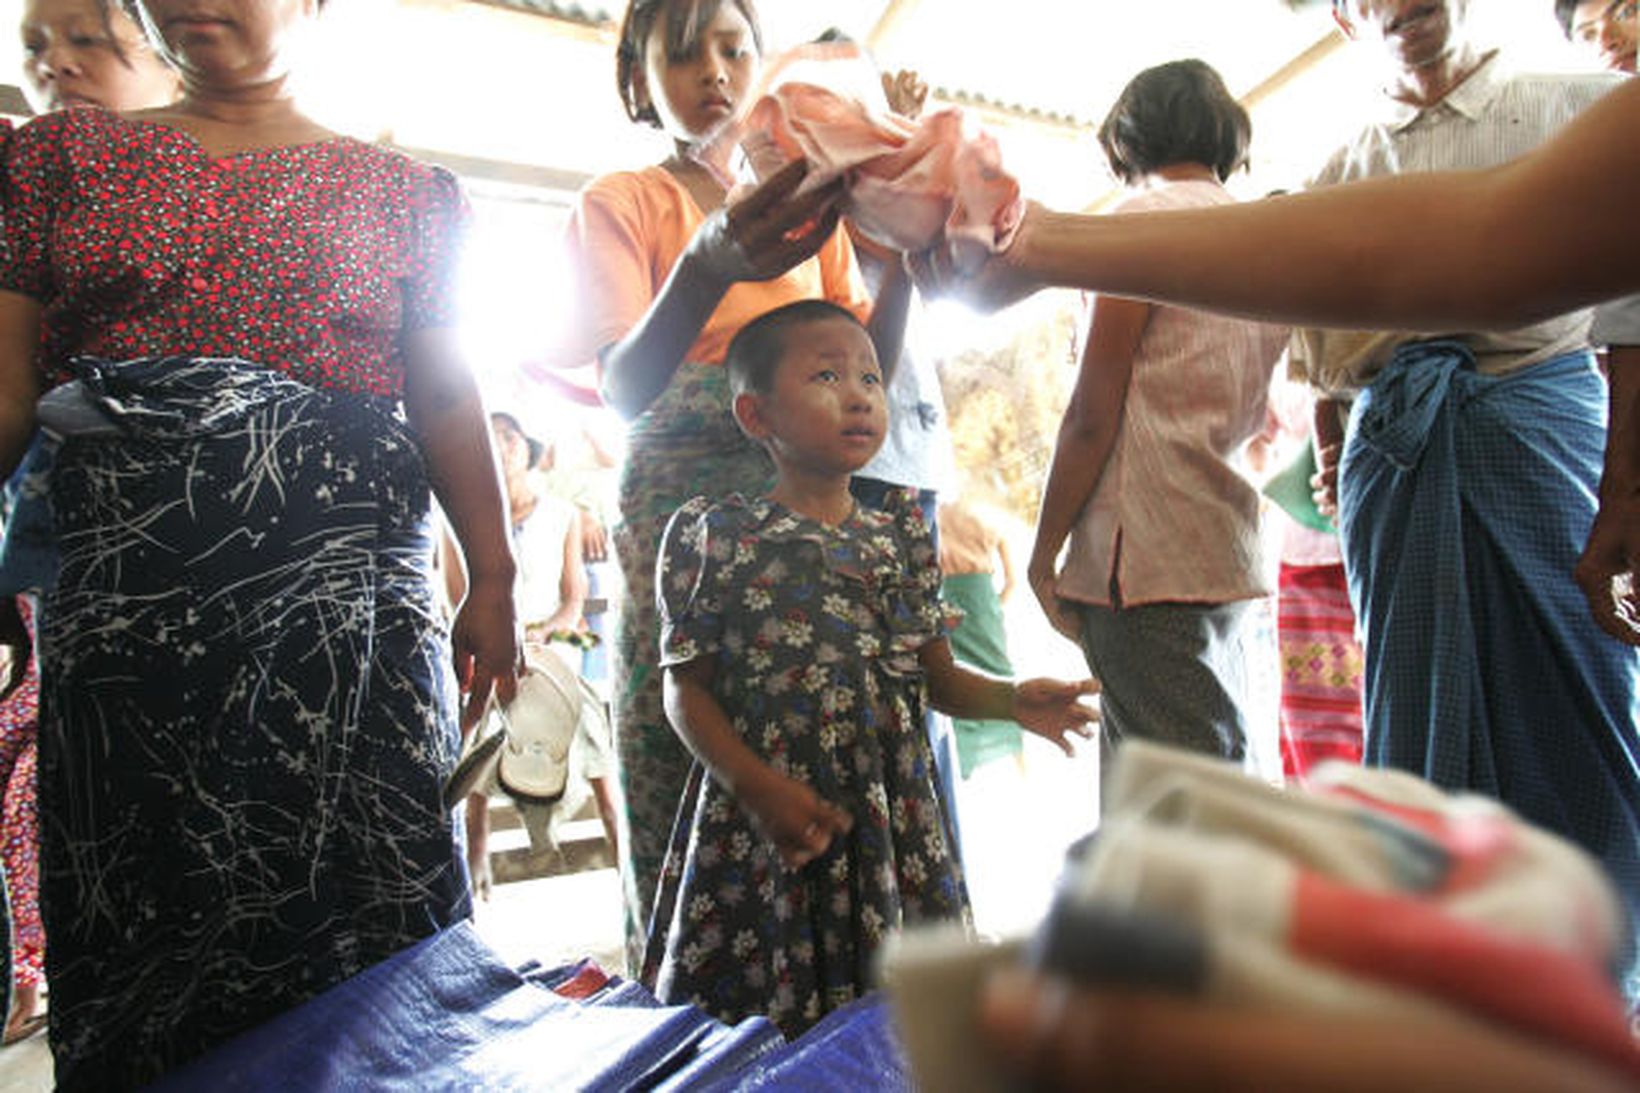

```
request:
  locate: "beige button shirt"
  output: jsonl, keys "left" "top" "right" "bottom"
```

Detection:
{"left": 1292, "top": 54, "right": 1622, "bottom": 396}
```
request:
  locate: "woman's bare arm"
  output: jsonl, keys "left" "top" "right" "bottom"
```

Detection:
{"left": 402, "top": 328, "right": 520, "bottom": 726}
{"left": 0, "top": 292, "right": 44, "bottom": 484}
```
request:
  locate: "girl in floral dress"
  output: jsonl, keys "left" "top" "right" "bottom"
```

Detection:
{"left": 644, "top": 300, "right": 1096, "bottom": 1034}
{"left": 565, "top": 0, "right": 912, "bottom": 965}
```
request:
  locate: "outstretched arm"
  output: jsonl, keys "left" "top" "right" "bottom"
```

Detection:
{"left": 921, "top": 638, "right": 1097, "bottom": 755}
{"left": 935, "top": 81, "right": 1640, "bottom": 332}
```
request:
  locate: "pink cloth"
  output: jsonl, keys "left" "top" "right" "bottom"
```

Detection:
{"left": 733, "top": 43, "right": 1022, "bottom": 269}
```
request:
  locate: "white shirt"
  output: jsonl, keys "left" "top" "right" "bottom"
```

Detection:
{"left": 513, "top": 492, "right": 578, "bottom": 627}
{"left": 1293, "top": 54, "right": 1623, "bottom": 395}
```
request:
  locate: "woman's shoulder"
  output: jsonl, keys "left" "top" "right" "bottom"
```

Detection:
{"left": 336, "top": 140, "right": 463, "bottom": 203}
{"left": 579, "top": 165, "right": 688, "bottom": 215}
{"left": 6, "top": 105, "right": 114, "bottom": 158}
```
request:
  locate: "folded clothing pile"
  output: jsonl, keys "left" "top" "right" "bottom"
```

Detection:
{"left": 1061, "top": 740, "right": 1640, "bottom": 1078}
{"left": 888, "top": 739, "right": 1640, "bottom": 1091}
{"left": 728, "top": 41, "right": 1022, "bottom": 271}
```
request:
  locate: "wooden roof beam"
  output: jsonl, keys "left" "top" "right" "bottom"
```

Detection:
{"left": 866, "top": 0, "right": 923, "bottom": 53}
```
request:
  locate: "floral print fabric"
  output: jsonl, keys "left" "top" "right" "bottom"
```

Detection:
{"left": 643, "top": 490, "right": 970, "bottom": 1035}
{"left": 0, "top": 597, "right": 42, "bottom": 993}
{"left": 0, "top": 108, "right": 464, "bottom": 397}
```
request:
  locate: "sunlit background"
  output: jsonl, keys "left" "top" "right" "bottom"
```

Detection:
{"left": 0, "top": 0, "right": 1595, "bottom": 410}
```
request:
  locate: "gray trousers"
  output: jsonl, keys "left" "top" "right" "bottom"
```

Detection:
{"left": 1075, "top": 599, "right": 1253, "bottom": 778}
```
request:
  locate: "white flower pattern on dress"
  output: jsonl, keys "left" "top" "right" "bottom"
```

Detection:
{"left": 643, "top": 491, "right": 972, "bottom": 1037}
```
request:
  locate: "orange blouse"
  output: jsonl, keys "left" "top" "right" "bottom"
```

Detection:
{"left": 563, "top": 165, "right": 871, "bottom": 368}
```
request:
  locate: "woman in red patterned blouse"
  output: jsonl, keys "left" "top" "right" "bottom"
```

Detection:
{"left": 0, "top": 1, "right": 521, "bottom": 1087}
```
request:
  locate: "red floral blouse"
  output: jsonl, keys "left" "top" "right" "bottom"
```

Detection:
{"left": 0, "top": 108, "right": 466, "bottom": 399}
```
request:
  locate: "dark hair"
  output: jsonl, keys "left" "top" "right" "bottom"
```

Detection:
{"left": 1555, "top": 0, "right": 1586, "bottom": 35}
{"left": 1098, "top": 60, "right": 1250, "bottom": 185}
{"left": 616, "top": 0, "right": 763, "bottom": 128}
{"left": 726, "top": 299, "right": 865, "bottom": 398}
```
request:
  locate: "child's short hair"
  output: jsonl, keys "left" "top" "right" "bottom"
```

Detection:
{"left": 616, "top": 0, "right": 764, "bottom": 128}
{"left": 1097, "top": 59, "right": 1251, "bottom": 185}
{"left": 726, "top": 300, "right": 866, "bottom": 397}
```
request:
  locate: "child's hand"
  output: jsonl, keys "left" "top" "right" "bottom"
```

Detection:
{"left": 740, "top": 769, "right": 853, "bottom": 869}
{"left": 1013, "top": 678, "right": 1100, "bottom": 756}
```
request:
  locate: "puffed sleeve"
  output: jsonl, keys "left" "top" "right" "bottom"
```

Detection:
{"left": 561, "top": 173, "right": 656, "bottom": 366}
{"left": 882, "top": 487, "right": 959, "bottom": 653}
{"left": 401, "top": 162, "right": 469, "bottom": 332}
{"left": 656, "top": 496, "right": 727, "bottom": 667}
{"left": 1, "top": 113, "right": 67, "bottom": 302}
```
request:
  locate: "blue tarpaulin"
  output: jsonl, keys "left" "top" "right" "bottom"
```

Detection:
{"left": 149, "top": 922, "right": 909, "bottom": 1091}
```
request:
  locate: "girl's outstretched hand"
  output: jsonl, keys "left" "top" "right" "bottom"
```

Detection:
{"left": 687, "top": 159, "right": 845, "bottom": 287}
{"left": 976, "top": 970, "right": 1637, "bottom": 1093}
{"left": 740, "top": 767, "right": 853, "bottom": 869}
{"left": 1012, "top": 677, "right": 1100, "bottom": 756}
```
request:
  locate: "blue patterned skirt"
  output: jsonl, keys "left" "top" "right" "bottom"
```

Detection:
{"left": 35, "top": 358, "right": 468, "bottom": 1089}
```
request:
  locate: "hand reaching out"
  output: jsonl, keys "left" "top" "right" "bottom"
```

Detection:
{"left": 1013, "top": 677, "right": 1100, "bottom": 756}
{"left": 976, "top": 970, "right": 1636, "bottom": 1093}
{"left": 881, "top": 69, "right": 929, "bottom": 120}
{"left": 686, "top": 158, "right": 844, "bottom": 287}
{"left": 909, "top": 200, "right": 1045, "bottom": 312}
{"left": 740, "top": 768, "right": 853, "bottom": 869}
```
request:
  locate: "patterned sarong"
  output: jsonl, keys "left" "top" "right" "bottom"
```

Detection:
{"left": 37, "top": 357, "right": 468, "bottom": 1089}
{"left": 1337, "top": 341, "right": 1640, "bottom": 992}
{"left": 1277, "top": 561, "right": 1364, "bottom": 784}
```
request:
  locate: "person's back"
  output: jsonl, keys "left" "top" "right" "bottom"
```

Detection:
{"left": 1031, "top": 60, "right": 1287, "bottom": 771}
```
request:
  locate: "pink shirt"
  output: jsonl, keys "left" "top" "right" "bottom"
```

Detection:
{"left": 1057, "top": 180, "right": 1291, "bottom": 608}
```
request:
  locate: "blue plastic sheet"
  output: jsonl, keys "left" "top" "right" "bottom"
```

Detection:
{"left": 149, "top": 922, "right": 909, "bottom": 1091}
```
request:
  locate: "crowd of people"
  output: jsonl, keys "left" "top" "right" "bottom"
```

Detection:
{"left": 0, "top": 0, "right": 1636, "bottom": 1089}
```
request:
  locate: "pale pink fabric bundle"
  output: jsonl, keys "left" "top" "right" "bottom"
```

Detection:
{"left": 730, "top": 42, "right": 1023, "bottom": 270}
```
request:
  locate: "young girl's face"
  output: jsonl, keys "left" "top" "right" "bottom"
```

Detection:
{"left": 751, "top": 318, "right": 887, "bottom": 477}
{"left": 640, "top": 1, "right": 758, "bottom": 143}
